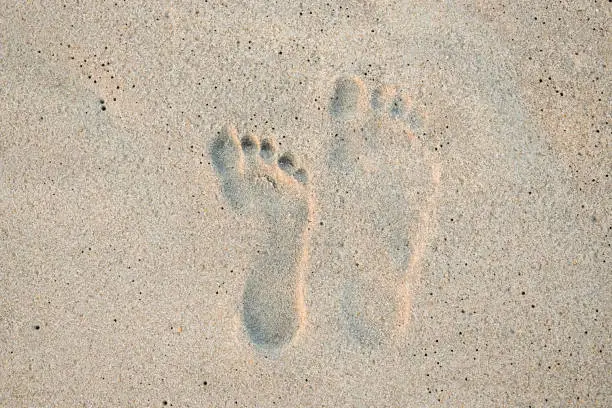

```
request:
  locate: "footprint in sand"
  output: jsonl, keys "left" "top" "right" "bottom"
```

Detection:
{"left": 211, "top": 124, "right": 313, "bottom": 351}
{"left": 329, "top": 76, "right": 440, "bottom": 347}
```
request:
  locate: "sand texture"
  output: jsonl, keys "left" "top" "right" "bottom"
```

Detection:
{"left": 0, "top": 1, "right": 610, "bottom": 407}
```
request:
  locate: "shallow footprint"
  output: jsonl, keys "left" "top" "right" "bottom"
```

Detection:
{"left": 328, "top": 76, "right": 440, "bottom": 347}
{"left": 211, "top": 124, "right": 314, "bottom": 351}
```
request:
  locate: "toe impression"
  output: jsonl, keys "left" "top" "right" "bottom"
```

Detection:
{"left": 259, "top": 137, "right": 278, "bottom": 163}
{"left": 241, "top": 133, "right": 260, "bottom": 155}
{"left": 331, "top": 76, "right": 368, "bottom": 119}
{"left": 211, "top": 124, "right": 243, "bottom": 175}
{"left": 278, "top": 152, "right": 297, "bottom": 175}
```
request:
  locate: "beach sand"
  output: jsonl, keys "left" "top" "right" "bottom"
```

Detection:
{"left": 0, "top": 1, "right": 609, "bottom": 406}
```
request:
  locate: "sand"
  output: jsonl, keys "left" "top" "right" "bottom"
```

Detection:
{"left": 0, "top": 1, "right": 609, "bottom": 407}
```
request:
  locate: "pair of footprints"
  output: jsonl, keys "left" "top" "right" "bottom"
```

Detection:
{"left": 211, "top": 76, "right": 439, "bottom": 351}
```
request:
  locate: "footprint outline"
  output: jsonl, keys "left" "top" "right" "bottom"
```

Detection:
{"left": 211, "top": 124, "right": 314, "bottom": 352}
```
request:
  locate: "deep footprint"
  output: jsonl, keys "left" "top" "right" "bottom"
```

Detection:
{"left": 329, "top": 76, "right": 440, "bottom": 347}
{"left": 211, "top": 125, "right": 313, "bottom": 350}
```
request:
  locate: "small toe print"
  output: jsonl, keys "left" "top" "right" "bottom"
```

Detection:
{"left": 390, "top": 97, "right": 404, "bottom": 118}
{"left": 371, "top": 85, "right": 395, "bottom": 112}
{"left": 293, "top": 168, "right": 309, "bottom": 184}
{"left": 241, "top": 134, "right": 259, "bottom": 153}
{"left": 260, "top": 138, "right": 277, "bottom": 162}
{"left": 278, "top": 152, "right": 296, "bottom": 173}
{"left": 391, "top": 93, "right": 412, "bottom": 118}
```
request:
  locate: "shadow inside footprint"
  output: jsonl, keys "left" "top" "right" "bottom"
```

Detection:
{"left": 242, "top": 275, "right": 299, "bottom": 348}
